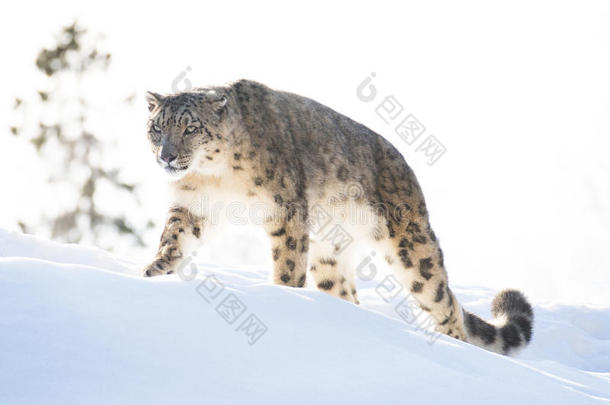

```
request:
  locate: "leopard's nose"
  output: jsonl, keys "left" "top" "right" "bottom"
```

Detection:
{"left": 160, "top": 151, "right": 177, "bottom": 164}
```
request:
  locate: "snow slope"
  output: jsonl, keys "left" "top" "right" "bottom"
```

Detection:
{"left": 1, "top": 229, "right": 609, "bottom": 404}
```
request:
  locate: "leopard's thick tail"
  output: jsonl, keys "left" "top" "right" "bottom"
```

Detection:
{"left": 462, "top": 289, "right": 534, "bottom": 355}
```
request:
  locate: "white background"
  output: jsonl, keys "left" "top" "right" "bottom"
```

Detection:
{"left": 1, "top": 0, "right": 609, "bottom": 305}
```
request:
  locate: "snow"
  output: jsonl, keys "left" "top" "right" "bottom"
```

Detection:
{"left": 1, "top": 228, "right": 609, "bottom": 404}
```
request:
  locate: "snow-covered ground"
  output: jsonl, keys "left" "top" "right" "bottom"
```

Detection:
{"left": 1, "top": 229, "right": 609, "bottom": 404}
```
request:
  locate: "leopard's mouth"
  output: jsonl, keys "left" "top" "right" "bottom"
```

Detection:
{"left": 157, "top": 160, "right": 189, "bottom": 178}
{"left": 156, "top": 156, "right": 189, "bottom": 175}
{"left": 164, "top": 165, "right": 188, "bottom": 175}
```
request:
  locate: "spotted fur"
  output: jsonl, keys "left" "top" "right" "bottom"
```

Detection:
{"left": 141, "top": 79, "right": 533, "bottom": 356}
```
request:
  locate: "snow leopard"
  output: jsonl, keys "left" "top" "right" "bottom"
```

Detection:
{"left": 141, "top": 79, "right": 533, "bottom": 356}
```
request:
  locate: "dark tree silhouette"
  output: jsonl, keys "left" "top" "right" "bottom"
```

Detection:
{"left": 11, "top": 22, "right": 153, "bottom": 250}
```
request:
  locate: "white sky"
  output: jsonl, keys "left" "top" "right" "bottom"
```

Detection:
{"left": 1, "top": 0, "right": 609, "bottom": 305}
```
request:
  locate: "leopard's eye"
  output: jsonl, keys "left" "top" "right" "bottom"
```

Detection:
{"left": 184, "top": 125, "right": 198, "bottom": 135}
{"left": 151, "top": 124, "right": 161, "bottom": 133}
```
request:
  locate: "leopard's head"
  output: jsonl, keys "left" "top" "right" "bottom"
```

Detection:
{"left": 145, "top": 89, "right": 234, "bottom": 179}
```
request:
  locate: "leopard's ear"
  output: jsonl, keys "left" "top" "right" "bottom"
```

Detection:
{"left": 146, "top": 91, "right": 163, "bottom": 112}
{"left": 213, "top": 95, "right": 228, "bottom": 115}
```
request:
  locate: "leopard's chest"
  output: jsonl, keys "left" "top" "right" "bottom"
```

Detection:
{"left": 170, "top": 171, "right": 276, "bottom": 227}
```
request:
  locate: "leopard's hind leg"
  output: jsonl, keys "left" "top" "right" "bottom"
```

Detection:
{"left": 308, "top": 239, "right": 359, "bottom": 304}
{"left": 380, "top": 215, "right": 467, "bottom": 340}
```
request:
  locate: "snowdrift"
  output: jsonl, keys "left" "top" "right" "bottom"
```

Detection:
{"left": 0, "top": 229, "right": 609, "bottom": 404}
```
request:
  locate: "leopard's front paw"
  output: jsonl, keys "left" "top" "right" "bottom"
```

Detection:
{"left": 142, "top": 258, "right": 175, "bottom": 277}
